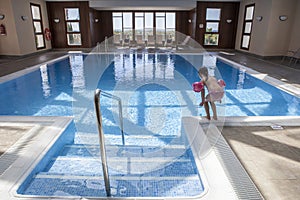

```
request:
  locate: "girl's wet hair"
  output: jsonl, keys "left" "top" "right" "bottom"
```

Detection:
{"left": 198, "top": 67, "right": 208, "bottom": 77}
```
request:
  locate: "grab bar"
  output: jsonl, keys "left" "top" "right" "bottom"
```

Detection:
{"left": 98, "top": 90, "right": 125, "bottom": 145}
{"left": 94, "top": 89, "right": 125, "bottom": 197}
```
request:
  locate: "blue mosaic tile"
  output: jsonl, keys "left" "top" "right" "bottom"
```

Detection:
{"left": 41, "top": 158, "right": 197, "bottom": 177}
{"left": 23, "top": 177, "right": 204, "bottom": 197}
{"left": 23, "top": 178, "right": 106, "bottom": 197}
{"left": 60, "top": 145, "right": 190, "bottom": 158}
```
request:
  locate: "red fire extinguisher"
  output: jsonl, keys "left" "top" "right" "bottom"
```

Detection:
{"left": 0, "top": 24, "right": 6, "bottom": 35}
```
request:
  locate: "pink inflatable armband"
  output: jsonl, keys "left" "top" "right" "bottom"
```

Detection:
{"left": 218, "top": 79, "right": 226, "bottom": 87}
{"left": 192, "top": 82, "right": 204, "bottom": 92}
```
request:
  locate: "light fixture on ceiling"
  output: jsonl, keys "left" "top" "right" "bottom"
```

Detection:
{"left": 0, "top": 14, "right": 5, "bottom": 20}
{"left": 94, "top": 18, "right": 99, "bottom": 23}
{"left": 188, "top": 19, "right": 192, "bottom": 23}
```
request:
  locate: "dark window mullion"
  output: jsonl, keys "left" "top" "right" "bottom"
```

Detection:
{"left": 206, "top": 20, "right": 220, "bottom": 23}
{"left": 30, "top": 3, "right": 45, "bottom": 50}
{"left": 241, "top": 4, "right": 255, "bottom": 50}
{"left": 204, "top": 8, "right": 220, "bottom": 46}
{"left": 205, "top": 20, "right": 220, "bottom": 34}
{"left": 65, "top": 8, "right": 81, "bottom": 46}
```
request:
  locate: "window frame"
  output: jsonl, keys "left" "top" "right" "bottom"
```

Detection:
{"left": 134, "top": 12, "right": 145, "bottom": 40}
{"left": 64, "top": 7, "right": 82, "bottom": 46}
{"left": 204, "top": 8, "right": 221, "bottom": 46}
{"left": 155, "top": 12, "right": 176, "bottom": 43}
{"left": 122, "top": 12, "right": 133, "bottom": 40}
{"left": 112, "top": 12, "right": 175, "bottom": 44}
{"left": 112, "top": 12, "right": 123, "bottom": 43}
{"left": 165, "top": 12, "right": 176, "bottom": 41}
{"left": 144, "top": 12, "right": 154, "bottom": 40}
{"left": 240, "top": 4, "right": 255, "bottom": 50}
{"left": 30, "top": 3, "right": 45, "bottom": 50}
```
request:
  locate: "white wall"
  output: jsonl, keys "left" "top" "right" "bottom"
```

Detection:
{"left": 0, "top": 0, "right": 51, "bottom": 56}
{"left": 236, "top": 0, "right": 298, "bottom": 57}
{"left": 250, "top": 0, "right": 272, "bottom": 56}
{"left": 288, "top": 0, "right": 300, "bottom": 52}
{"left": 264, "top": 0, "right": 297, "bottom": 56}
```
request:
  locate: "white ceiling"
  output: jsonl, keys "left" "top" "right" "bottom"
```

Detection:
{"left": 46, "top": 0, "right": 240, "bottom": 11}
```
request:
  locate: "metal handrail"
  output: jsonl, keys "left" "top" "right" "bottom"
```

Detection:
{"left": 94, "top": 89, "right": 125, "bottom": 197}
{"left": 99, "top": 90, "right": 125, "bottom": 145}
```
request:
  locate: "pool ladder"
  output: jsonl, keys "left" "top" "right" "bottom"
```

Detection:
{"left": 94, "top": 89, "right": 125, "bottom": 197}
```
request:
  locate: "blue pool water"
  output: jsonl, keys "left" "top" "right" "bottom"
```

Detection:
{"left": 217, "top": 60, "right": 299, "bottom": 116}
{"left": 1, "top": 53, "right": 299, "bottom": 198}
{"left": 1, "top": 54, "right": 299, "bottom": 117}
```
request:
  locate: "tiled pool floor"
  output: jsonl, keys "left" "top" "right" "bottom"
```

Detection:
{"left": 20, "top": 133, "right": 204, "bottom": 197}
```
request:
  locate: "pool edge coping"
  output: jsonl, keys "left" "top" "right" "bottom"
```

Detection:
{"left": 0, "top": 116, "right": 73, "bottom": 200}
{"left": 216, "top": 55, "right": 300, "bottom": 98}
{"left": 187, "top": 115, "right": 300, "bottom": 200}
{"left": 0, "top": 55, "right": 69, "bottom": 84}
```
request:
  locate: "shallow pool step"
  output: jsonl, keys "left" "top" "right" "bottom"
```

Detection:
{"left": 22, "top": 174, "right": 204, "bottom": 197}
{"left": 41, "top": 156, "right": 198, "bottom": 177}
{"left": 20, "top": 142, "right": 202, "bottom": 198}
{"left": 60, "top": 144, "right": 190, "bottom": 158}
{"left": 74, "top": 132, "right": 185, "bottom": 146}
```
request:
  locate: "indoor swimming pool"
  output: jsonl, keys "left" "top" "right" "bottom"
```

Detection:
{"left": 0, "top": 52, "right": 299, "bottom": 198}
{"left": 1, "top": 53, "right": 299, "bottom": 117}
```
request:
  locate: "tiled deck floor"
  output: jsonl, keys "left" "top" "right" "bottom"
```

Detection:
{"left": 216, "top": 51, "right": 300, "bottom": 89}
{"left": 0, "top": 126, "right": 32, "bottom": 156}
{"left": 222, "top": 126, "right": 300, "bottom": 200}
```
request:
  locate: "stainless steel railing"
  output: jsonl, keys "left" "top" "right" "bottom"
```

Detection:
{"left": 94, "top": 89, "right": 125, "bottom": 197}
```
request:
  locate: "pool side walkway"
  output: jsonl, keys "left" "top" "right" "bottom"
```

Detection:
{"left": 221, "top": 125, "right": 300, "bottom": 200}
{"left": 0, "top": 49, "right": 300, "bottom": 200}
{"left": 0, "top": 50, "right": 68, "bottom": 77}
{"left": 215, "top": 50, "right": 300, "bottom": 89}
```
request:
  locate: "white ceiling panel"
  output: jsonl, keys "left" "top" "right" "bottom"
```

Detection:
{"left": 46, "top": 0, "right": 240, "bottom": 11}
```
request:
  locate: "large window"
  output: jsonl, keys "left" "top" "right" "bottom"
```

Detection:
{"left": 156, "top": 12, "right": 175, "bottom": 44}
{"left": 134, "top": 12, "right": 154, "bottom": 44}
{"left": 113, "top": 12, "right": 123, "bottom": 43}
{"left": 135, "top": 12, "right": 144, "bottom": 40}
{"left": 145, "top": 12, "right": 154, "bottom": 41}
{"left": 204, "top": 8, "right": 221, "bottom": 46}
{"left": 113, "top": 12, "right": 175, "bottom": 45}
{"left": 156, "top": 12, "right": 166, "bottom": 43}
{"left": 30, "top": 3, "right": 45, "bottom": 49}
{"left": 113, "top": 12, "right": 133, "bottom": 43}
{"left": 241, "top": 4, "right": 255, "bottom": 50}
{"left": 123, "top": 12, "right": 133, "bottom": 40}
{"left": 166, "top": 13, "right": 176, "bottom": 39}
{"left": 65, "top": 8, "right": 82, "bottom": 46}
